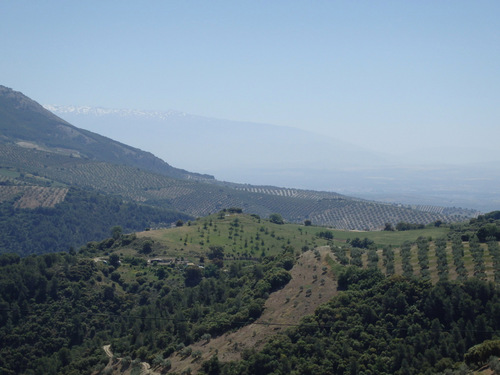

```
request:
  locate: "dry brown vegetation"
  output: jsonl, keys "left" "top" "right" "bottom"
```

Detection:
{"left": 166, "top": 246, "right": 338, "bottom": 374}
{"left": 0, "top": 185, "right": 68, "bottom": 208}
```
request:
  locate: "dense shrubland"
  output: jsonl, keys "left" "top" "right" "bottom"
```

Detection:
{"left": 0, "top": 231, "right": 296, "bottom": 375}
{"left": 222, "top": 268, "right": 500, "bottom": 375}
{"left": 0, "top": 212, "right": 499, "bottom": 374}
{"left": 0, "top": 188, "right": 190, "bottom": 256}
{"left": 449, "top": 211, "right": 500, "bottom": 242}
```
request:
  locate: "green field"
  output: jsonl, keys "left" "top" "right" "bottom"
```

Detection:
{"left": 327, "top": 226, "right": 450, "bottom": 247}
{"left": 128, "top": 213, "right": 498, "bottom": 285}
{"left": 0, "top": 142, "right": 476, "bottom": 231}
{"left": 136, "top": 213, "right": 332, "bottom": 261}
{"left": 137, "top": 214, "right": 450, "bottom": 258}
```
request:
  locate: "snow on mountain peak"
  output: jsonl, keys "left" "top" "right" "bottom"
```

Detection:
{"left": 43, "top": 105, "right": 188, "bottom": 120}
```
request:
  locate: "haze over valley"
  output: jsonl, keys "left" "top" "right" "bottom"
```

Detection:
{"left": 2, "top": 2, "right": 500, "bottom": 374}
{"left": 47, "top": 104, "right": 500, "bottom": 212}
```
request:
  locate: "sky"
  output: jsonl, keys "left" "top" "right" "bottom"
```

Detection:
{"left": 1, "top": 1, "right": 499, "bottom": 161}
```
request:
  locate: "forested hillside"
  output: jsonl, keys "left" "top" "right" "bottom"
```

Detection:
{"left": 223, "top": 269, "right": 500, "bottom": 375}
{"left": 0, "top": 215, "right": 301, "bottom": 375}
{"left": 0, "top": 212, "right": 499, "bottom": 375}
{"left": 0, "top": 186, "right": 190, "bottom": 256}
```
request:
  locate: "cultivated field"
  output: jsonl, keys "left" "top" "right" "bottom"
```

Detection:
{"left": 0, "top": 143, "right": 478, "bottom": 230}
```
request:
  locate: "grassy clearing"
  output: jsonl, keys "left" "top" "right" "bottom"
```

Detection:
{"left": 0, "top": 167, "right": 20, "bottom": 178}
{"left": 137, "top": 213, "right": 333, "bottom": 262}
{"left": 329, "top": 226, "right": 450, "bottom": 247}
{"left": 128, "top": 213, "right": 498, "bottom": 284}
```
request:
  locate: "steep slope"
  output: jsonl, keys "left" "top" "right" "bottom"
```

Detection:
{"left": 1, "top": 215, "right": 499, "bottom": 375}
{"left": 0, "top": 142, "right": 471, "bottom": 232}
{"left": 0, "top": 85, "right": 212, "bottom": 181}
{"left": 47, "top": 105, "right": 500, "bottom": 213}
{"left": 167, "top": 246, "right": 338, "bottom": 374}
{"left": 0, "top": 85, "right": 478, "bottom": 243}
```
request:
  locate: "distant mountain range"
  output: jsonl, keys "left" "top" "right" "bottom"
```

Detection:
{"left": 43, "top": 104, "right": 389, "bottom": 178}
{"left": 46, "top": 104, "right": 500, "bottom": 213}
{"left": 0, "top": 85, "right": 480, "bottom": 242}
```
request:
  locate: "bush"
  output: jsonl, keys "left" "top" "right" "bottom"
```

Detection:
{"left": 465, "top": 340, "right": 500, "bottom": 367}
{"left": 269, "top": 213, "right": 284, "bottom": 225}
{"left": 317, "top": 230, "right": 334, "bottom": 240}
{"left": 267, "top": 269, "right": 292, "bottom": 291}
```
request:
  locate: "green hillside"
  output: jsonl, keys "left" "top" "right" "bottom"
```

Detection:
{"left": 0, "top": 85, "right": 212, "bottom": 181}
{"left": 0, "top": 213, "right": 499, "bottom": 374}
{"left": 0, "top": 142, "right": 474, "bottom": 234}
{"left": 0, "top": 186, "right": 191, "bottom": 256}
{"left": 0, "top": 85, "right": 479, "bottom": 245}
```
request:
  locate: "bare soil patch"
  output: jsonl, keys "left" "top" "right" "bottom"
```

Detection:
{"left": 0, "top": 185, "right": 68, "bottom": 209}
{"left": 168, "top": 246, "right": 339, "bottom": 374}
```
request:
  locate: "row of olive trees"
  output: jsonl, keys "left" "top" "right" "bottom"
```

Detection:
{"left": 331, "top": 235, "right": 499, "bottom": 284}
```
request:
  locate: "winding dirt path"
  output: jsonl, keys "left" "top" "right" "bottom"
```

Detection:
{"left": 102, "top": 344, "right": 159, "bottom": 375}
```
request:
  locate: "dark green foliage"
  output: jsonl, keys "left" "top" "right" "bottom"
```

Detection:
{"left": 0, "top": 238, "right": 294, "bottom": 374}
{"left": 109, "top": 253, "right": 120, "bottom": 268}
{"left": 450, "top": 211, "right": 500, "bottom": 242}
{"left": 487, "top": 239, "right": 500, "bottom": 284}
{"left": 416, "top": 236, "right": 430, "bottom": 280}
{"left": 207, "top": 246, "right": 224, "bottom": 261}
{"left": 201, "top": 355, "right": 221, "bottom": 375}
{"left": 384, "top": 222, "right": 395, "bottom": 231}
{"left": 348, "top": 237, "right": 374, "bottom": 249}
{"left": 141, "top": 240, "right": 153, "bottom": 254}
{"left": 396, "top": 222, "right": 425, "bottom": 231}
{"left": 269, "top": 213, "right": 284, "bottom": 225}
{"left": 0, "top": 253, "right": 20, "bottom": 266}
{"left": 451, "top": 234, "right": 468, "bottom": 281}
{"left": 349, "top": 247, "right": 364, "bottom": 267}
{"left": 184, "top": 266, "right": 203, "bottom": 287}
{"left": 434, "top": 237, "right": 449, "bottom": 281}
{"left": 470, "top": 235, "right": 487, "bottom": 280}
{"left": 317, "top": 230, "right": 334, "bottom": 240}
{"left": 337, "top": 266, "right": 384, "bottom": 291}
{"left": 0, "top": 188, "right": 190, "bottom": 256}
{"left": 400, "top": 241, "right": 414, "bottom": 278}
{"left": 223, "top": 269, "right": 500, "bottom": 375}
{"left": 366, "top": 248, "right": 379, "bottom": 269}
{"left": 382, "top": 245, "right": 395, "bottom": 276}
{"left": 111, "top": 226, "right": 123, "bottom": 240}
{"left": 464, "top": 340, "right": 500, "bottom": 367}
{"left": 266, "top": 269, "right": 292, "bottom": 292}
{"left": 207, "top": 246, "right": 224, "bottom": 268}
{"left": 331, "top": 245, "right": 349, "bottom": 265}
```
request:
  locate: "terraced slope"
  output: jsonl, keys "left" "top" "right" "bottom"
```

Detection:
{"left": 0, "top": 143, "right": 460, "bottom": 234}
{"left": 0, "top": 142, "right": 477, "bottom": 230}
{"left": 0, "top": 86, "right": 479, "bottom": 230}
{"left": 0, "top": 185, "right": 68, "bottom": 208}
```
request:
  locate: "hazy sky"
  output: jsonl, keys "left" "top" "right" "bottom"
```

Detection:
{"left": 1, "top": 1, "right": 499, "bottom": 160}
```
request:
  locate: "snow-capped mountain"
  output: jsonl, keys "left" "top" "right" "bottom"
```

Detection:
{"left": 44, "top": 105, "right": 188, "bottom": 120}
{"left": 44, "top": 104, "right": 500, "bottom": 212}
